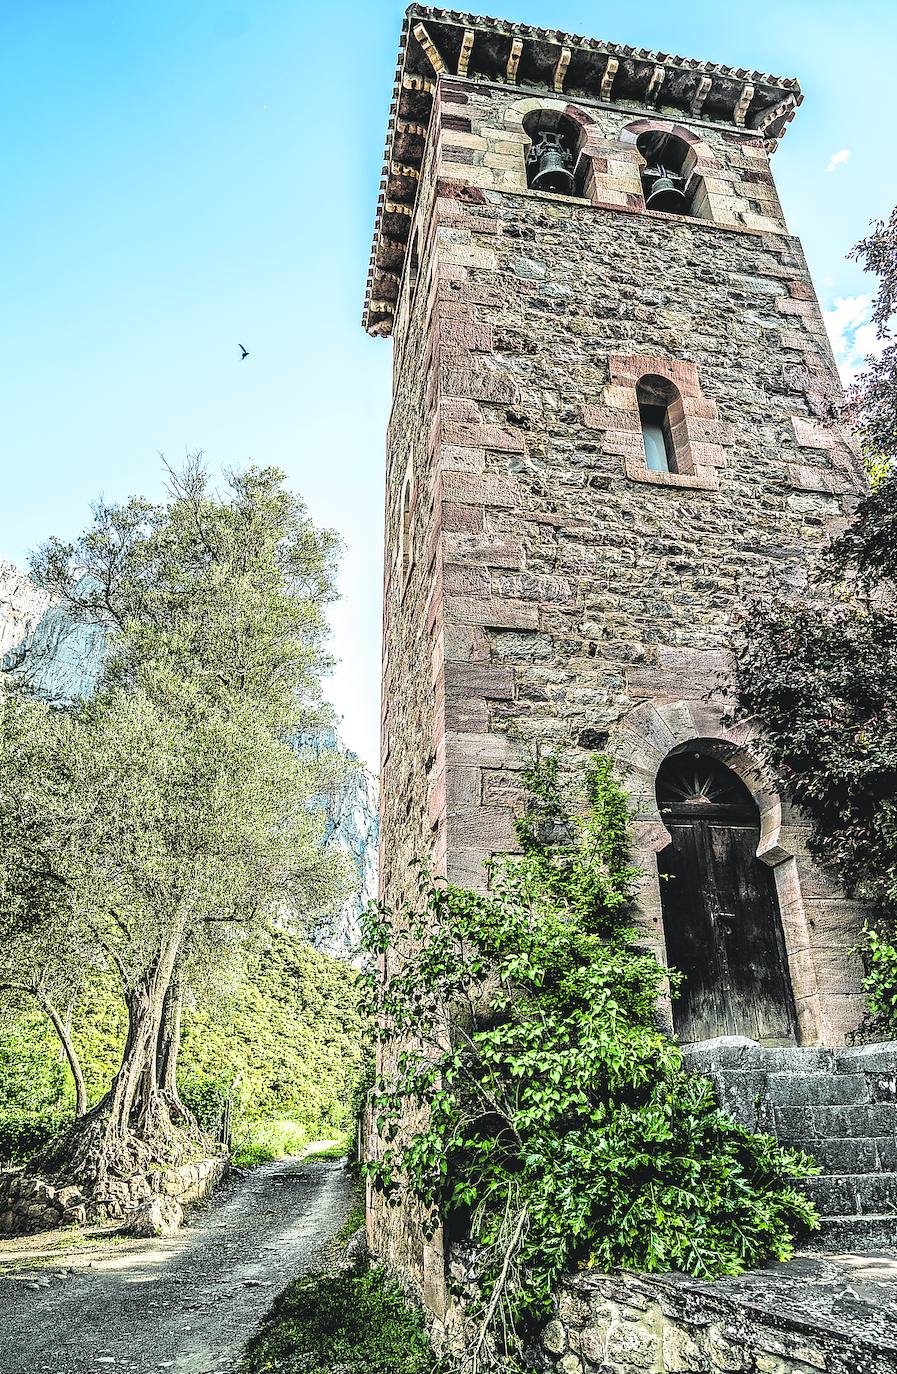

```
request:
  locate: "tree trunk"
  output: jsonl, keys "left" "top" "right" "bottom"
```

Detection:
{"left": 39, "top": 992, "right": 88, "bottom": 1118}
{"left": 156, "top": 966, "right": 194, "bottom": 1125}
{"left": 103, "top": 934, "right": 183, "bottom": 1156}
{"left": 35, "top": 931, "right": 192, "bottom": 1184}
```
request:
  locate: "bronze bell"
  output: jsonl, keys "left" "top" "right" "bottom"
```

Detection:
{"left": 644, "top": 165, "right": 688, "bottom": 213}
{"left": 527, "top": 132, "right": 576, "bottom": 195}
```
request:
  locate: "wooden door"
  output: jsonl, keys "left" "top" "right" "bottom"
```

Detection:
{"left": 656, "top": 755, "right": 797, "bottom": 1046}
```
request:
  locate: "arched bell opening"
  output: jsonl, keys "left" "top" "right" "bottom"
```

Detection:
{"left": 655, "top": 748, "right": 798, "bottom": 1046}
{"left": 635, "top": 130, "right": 707, "bottom": 218}
{"left": 523, "top": 110, "right": 585, "bottom": 197}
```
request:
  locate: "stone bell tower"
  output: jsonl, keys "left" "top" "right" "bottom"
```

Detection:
{"left": 366, "top": 9, "right": 869, "bottom": 1069}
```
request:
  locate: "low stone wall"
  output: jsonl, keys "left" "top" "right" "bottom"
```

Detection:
{"left": 0, "top": 1156, "right": 227, "bottom": 1235}
{"left": 436, "top": 1246, "right": 896, "bottom": 1374}
{"left": 539, "top": 1263, "right": 895, "bottom": 1374}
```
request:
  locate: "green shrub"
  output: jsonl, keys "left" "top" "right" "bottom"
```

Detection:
{"left": 0, "top": 1110, "right": 68, "bottom": 1166}
{"left": 232, "top": 1119, "right": 308, "bottom": 1167}
{"left": 363, "top": 756, "right": 819, "bottom": 1360}
{"left": 241, "top": 1266, "right": 436, "bottom": 1374}
{"left": 0, "top": 1020, "right": 72, "bottom": 1163}
{"left": 861, "top": 923, "right": 897, "bottom": 1031}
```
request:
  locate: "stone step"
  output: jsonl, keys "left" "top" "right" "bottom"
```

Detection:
{"left": 807, "top": 1135, "right": 897, "bottom": 1176}
{"left": 710, "top": 1069, "right": 875, "bottom": 1111}
{"left": 682, "top": 1037, "right": 837, "bottom": 1075}
{"left": 833, "top": 1042, "right": 897, "bottom": 1077}
{"left": 813, "top": 1212, "right": 897, "bottom": 1250}
{"left": 774, "top": 1100, "right": 897, "bottom": 1141}
{"left": 764, "top": 1070, "right": 872, "bottom": 1106}
{"left": 803, "top": 1171, "right": 897, "bottom": 1217}
{"left": 683, "top": 1036, "right": 897, "bottom": 1081}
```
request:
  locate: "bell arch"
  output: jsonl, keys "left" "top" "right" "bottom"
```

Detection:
{"left": 609, "top": 696, "right": 866, "bottom": 1047}
{"left": 523, "top": 109, "right": 584, "bottom": 196}
{"left": 620, "top": 118, "right": 717, "bottom": 220}
{"left": 501, "top": 97, "right": 609, "bottom": 199}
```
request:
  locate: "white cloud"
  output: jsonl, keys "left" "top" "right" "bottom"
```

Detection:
{"left": 826, "top": 148, "right": 851, "bottom": 172}
{"left": 823, "top": 294, "right": 888, "bottom": 384}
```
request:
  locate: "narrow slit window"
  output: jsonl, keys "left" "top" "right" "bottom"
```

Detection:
{"left": 640, "top": 402, "right": 675, "bottom": 473}
{"left": 401, "top": 474, "right": 413, "bottom": 578}
{"left": 636, "top": 375, "right": 683, "bottom": 475}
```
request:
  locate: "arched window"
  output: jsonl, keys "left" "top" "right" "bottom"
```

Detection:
{"left": 400, "top": 472, "right": 413, "bottom": 580}
{"left": 637, "top": 375, "right": 679, "bottom": 474}
{"left": 523, "top": 111, "right": 583, "bottom": 196}
{"left": 635, "top": 130, "right": 706, "bottom": 218}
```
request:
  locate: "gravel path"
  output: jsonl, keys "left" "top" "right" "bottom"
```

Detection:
{"left": 0, "top": 1155, "right": 353, "bottom": 1374}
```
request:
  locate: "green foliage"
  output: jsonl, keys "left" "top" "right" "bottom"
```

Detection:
{"left": 0, "top": 926, "right": 363, "bottom": 1164}
{"left": 363, "top": 757, "right": 818, "bottom": 1359}
{"left": 859, "top": 923, "right": 897, "bottom": 1030}
{"left": 231, "top": 1120, "right": 308, "bottom": 1168}
{"left": 846, "top": 206, "right": 897, "bottom": 475}
{"left": 178, "top": 926, "right": 365, "bottom": 1138}
{"left": 241, "top": 1266, "right": 437, "bottom": 1374}
{"left": 0, "top": 1018, "right": 69, "bottom": 1163}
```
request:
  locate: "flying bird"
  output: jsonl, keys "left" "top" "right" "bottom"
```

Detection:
{"left": 239, "top": 344, "right": 249, "bottom": 360}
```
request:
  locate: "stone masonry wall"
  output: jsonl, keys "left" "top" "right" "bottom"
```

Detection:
{"left": 527, "top": 1268, "right": 892, "bottom": 1374}
{"left": 0, "top": 1156, "right": 226, "bottom": 1235}
{"left": 374, "top": 69, "right": 870, "bottom": 1292}
{"left": 436, "top": 1245, "right": 896, "bottom": 1374}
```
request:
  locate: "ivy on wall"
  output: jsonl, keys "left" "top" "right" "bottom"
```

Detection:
{"left": 363, "top": 756, "right": 818, "bottom": 1367}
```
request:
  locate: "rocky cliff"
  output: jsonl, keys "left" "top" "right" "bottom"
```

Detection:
{"left": 0, "top": 559, "right": 378, "bottom": 956}
{"left": 0, "top": 560, "right": 106, "bottom": 701}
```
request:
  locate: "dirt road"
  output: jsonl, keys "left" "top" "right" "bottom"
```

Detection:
{"left": 0, "top": 1156, "right": 352, "bottom": 1374}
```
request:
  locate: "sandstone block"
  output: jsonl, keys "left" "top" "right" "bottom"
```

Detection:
{"left": 124, "top": 1197, "right": 184, "bottom": 1238}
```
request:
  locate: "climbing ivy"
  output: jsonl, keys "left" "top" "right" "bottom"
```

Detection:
{"left": 362, "top": 756, "right": 818, "bottom": 1366}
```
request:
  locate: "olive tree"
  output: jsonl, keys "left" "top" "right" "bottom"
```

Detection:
{"left": 0, "top": 461, "right": 351, "bottom": 1187}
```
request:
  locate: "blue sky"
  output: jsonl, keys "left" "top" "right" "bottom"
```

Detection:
{"left": 2, "top": 1, "right": 894, "bottom": 768}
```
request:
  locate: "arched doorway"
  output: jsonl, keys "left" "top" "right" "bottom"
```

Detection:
{"left": 656, "top": 750, "right": 798, "bottom": 1046}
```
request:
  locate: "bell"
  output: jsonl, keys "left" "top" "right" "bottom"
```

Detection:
{"left": 644, "top": 167, "right": 688, "bottom": 213}
{"left": 527, "top": 132, "right": 576, "bottom": 195}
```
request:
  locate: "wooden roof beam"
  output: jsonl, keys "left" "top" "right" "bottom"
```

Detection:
{"left": 690, "top": 74, "right": 713, "bottom": 116}
{"left": 646, "top": 64, "right": 665, "bottom": 107}
{"left": 506, "top": 36, "right": 523, "bottom": 84}
{"left": 553, "top": 45, "right": 572, "bottom": 94}
{"left": 412, "top": 22, "right": 446, "bottom": 76}
{"left": 755, "top": 94, "right": 798, "bottom": 142}
{"left": 458, "top": 28, "right": 475, "bottom": 78}
{"left": 734, "top": 81, "right": 755, "bottom": 127}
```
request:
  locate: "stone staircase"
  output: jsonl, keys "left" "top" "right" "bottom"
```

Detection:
{"left": 682, "top": 1038, "right": 897, "bottom": 1250}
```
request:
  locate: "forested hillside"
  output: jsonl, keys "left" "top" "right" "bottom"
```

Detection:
{"left": 0, "top": 920, "right": 363, "bottom": 1166}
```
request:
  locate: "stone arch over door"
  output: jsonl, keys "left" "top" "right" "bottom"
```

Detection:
{"left": 611, "top": 698, "right": 867, "bottom": 1046}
